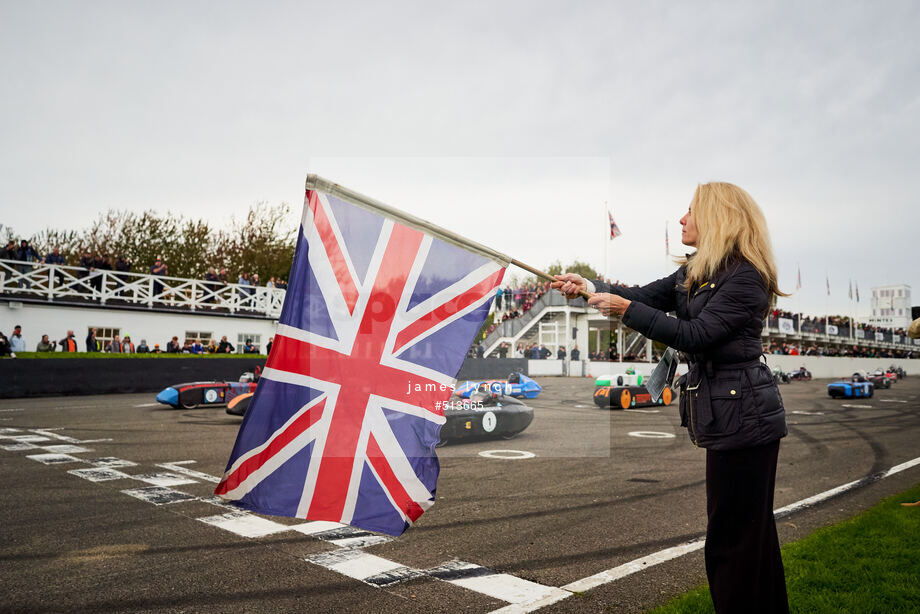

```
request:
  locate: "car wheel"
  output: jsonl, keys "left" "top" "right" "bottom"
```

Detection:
{"left": 500, "top": 432, "right": 517, "bottom": 440}
{"left": 180, "top": 400, "right": 198, "bottom": 409}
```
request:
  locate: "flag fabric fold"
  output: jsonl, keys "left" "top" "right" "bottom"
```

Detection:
{"left": 215, "top": 187, "right": 507, "bottom": 536}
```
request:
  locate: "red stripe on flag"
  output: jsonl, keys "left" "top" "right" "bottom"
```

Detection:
{"left": 367, "top": 435, "right": 425, "bottom": 523}
{"left": 307, "top": 223, "right": 429, "bottom": 520}
{"left": 392, "top": 268, "right": 505, "bottom": 354}
{"left": 308, "top": 191, "right": 360, "bottom": 314}
{"left": 215, "top": 398, "right": 325, "bottom": 495}
{"left": 268, "top": 334, "right": 448, "bottom": 418}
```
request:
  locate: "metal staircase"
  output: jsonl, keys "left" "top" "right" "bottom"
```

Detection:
{"left": 483, "top": 292, "right": 589, "bottom": 356}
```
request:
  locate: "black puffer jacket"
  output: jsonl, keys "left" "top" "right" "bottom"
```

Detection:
{"left": 595, "top": 258, "right": 787, "bottom": 450}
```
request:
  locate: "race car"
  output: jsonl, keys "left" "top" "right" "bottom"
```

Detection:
{"left": 827, "top": 373, "right": 874, "bottom": 399}
{"left": 868, "top": 370, "right": 891, "bottom": 389}
{"left": 156, "top": 368, "right": 261, "bottom": 409}
{"left": 225, "top": 387, "right": 535, "bottom": 446}
{"left": 594, "top": 382, "right": 674, "bottom": 409}
{"left": 454, "top": 372, "right": 542, "bottom": 399}
{"left": 438, "top": 389, "right": 534, "bottom": 445}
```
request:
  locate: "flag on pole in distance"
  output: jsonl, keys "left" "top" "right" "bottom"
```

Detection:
{"left": 215, "top": 188, "right": 507, "bottom": 536}
{"left": 665, "top": 221, "right": 670, "bottom": 257}
{"left": 795, "top": 266, "right": 802, "bottom": 291}
{"left": 609, "top": 211, "right": 622, "bottom": 239}
{"left": 826, "top": 274, "right": 830, "bottom": 296}
{"left": 849, "top": 279, "right": 853, "bottom": 300}
{"left": 856, "top": 282, "right": 860, "bottom": 302}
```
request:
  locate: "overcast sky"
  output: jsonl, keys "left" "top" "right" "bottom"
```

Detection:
{"left": 1, "top": 1, "right": 918, "bottom": 320}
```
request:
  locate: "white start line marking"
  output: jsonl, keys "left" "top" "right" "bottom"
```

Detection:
{"left": 841, "top": 404, "right": 872, "bottom": 409}
{"left": 156, "top": 461, "right": 221, "bottom": 484}
{"left": 627, "top": 431, "right": 675, "bottom": 439}
{"left": 198, "top": 511, "right": 292, "bottom": 538}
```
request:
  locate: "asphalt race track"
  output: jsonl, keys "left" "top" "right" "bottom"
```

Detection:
{"left": 2, "top": 376, "right": 919, "bottom": 613}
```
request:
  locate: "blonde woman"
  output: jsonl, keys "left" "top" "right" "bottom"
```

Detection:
{"left": 553, "top": 182, "right": 790, "bottom": 613}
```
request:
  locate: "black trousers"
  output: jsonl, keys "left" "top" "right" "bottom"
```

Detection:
{"left": 705, "top": 440, "right": 789, "bottom": 614}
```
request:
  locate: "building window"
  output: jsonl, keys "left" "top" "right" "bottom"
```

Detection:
{"left": 91, "top": 327, "right": 120, "bottom": 349}
{"left": 237, "top": 333, "right": 262, "bottom": 353}
{"left": 185, "top": 331, "right": 213, "bottom": 346}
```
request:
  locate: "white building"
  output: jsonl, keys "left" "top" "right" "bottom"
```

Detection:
{"left": 868, "top": 284, "right": 912, "bottom": 330}
{"left": 0, "top": 259, "right": 280, "bottom": 352}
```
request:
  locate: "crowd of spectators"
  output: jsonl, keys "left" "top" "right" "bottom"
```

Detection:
{"left": 765, "top": 339, "right": 913, "bottom": 359}
{"left": 0, "top": 323, "right": 272, "bottom": 358}
{"left": 768, "top": 309, "right": 909, "bottom": 340}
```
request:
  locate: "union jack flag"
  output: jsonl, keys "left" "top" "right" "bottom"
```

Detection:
{"left": 215, "top": 188, "right": 506, "bottom": 536}
{"left": 609, "top": 211, "right": 622, "bottom": 239}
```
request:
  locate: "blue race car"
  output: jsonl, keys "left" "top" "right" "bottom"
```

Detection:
{"left": 454, "top": 372, "right": 542, "bottom": 399}
{"left": 827, "top": 373, "right": 874, "bottom": 399}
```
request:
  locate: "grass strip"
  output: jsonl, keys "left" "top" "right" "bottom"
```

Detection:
{"left": 647, "top": 482, "right": 920, "bottom": 613}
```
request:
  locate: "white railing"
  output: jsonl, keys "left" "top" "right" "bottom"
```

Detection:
{"left": 0, "top": 258, "right": 285, "bottom": 318}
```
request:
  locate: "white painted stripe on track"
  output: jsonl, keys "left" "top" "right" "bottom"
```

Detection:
{"left": 486, "top": 590, "right": 573, "bottom": 614}
{"left": 198, "top": 512, "right": 292, "bottom": 538}
{"left": 69, "top": 467, "right": 132, "bottom": 482}
{"left": 561, "top": 539, "right": 706, "bottom": 593}
{"left": 129, "top": 472, "right": 198, "bottom": 487}
{"left": 1, "top": 442, "right": 38, "bottom": 451}
{"left": 449, "top": 573, "right": 565, "bottom": 605}
{"left": 41, "top": 444, "right": 92, "bottom": 454}
{"left": 428, "top": 561, "right": 563, "bottom": 605}
{"left": 290, "top": 520, "right": 348, "bottom": 535}
{"left": 306, "top": 549, "right": 408, "bottom": 582}
{"left": 30, "top": 429, "right": 112, "bottom": 444}
{"left": 26, "top": 453, "right": 84, "bottom": 464}
{"left": 773, "top": 455, "right": 920, "bottom": 517}
{"left": 156, "top": 461, "right": 221, "bottom": 483}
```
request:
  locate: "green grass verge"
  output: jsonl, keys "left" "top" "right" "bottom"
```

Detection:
{"left": 648, "top": 483, "right": 920, "bottom": 614}
{"left": 9, "top": 352, "right": 266, "bottom": 359}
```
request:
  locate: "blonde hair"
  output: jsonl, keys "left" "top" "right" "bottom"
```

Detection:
{"left": 677, "top": 182, "right": 788, "bottom": 303}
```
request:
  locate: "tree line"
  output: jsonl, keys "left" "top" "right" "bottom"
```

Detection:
{"left": 2, "top": 202, "right": 297, "bottom": 281}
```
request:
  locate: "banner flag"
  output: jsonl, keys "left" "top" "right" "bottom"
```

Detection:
{"left": 826, "top": 324, "right": 839, "bottom": 335}
{"left": 875, "top": 332, "right": 885, "bottom": 341}
{"left": 215, "top": 185, "right": 507, "bottom": 536}
{"left": 609, "top": 211, "right": 622, "bottom": 239}
{"left": 778, "top": 318, "right": 795, "bottom": 334}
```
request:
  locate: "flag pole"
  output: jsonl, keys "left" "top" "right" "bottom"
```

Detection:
{"left": 604, "top": 201, "right": 609, "bottom": 283}
{"left": 305, "top": 174, "right": 592, "bottom": 299}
